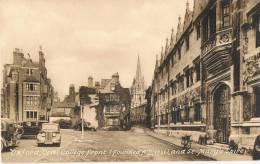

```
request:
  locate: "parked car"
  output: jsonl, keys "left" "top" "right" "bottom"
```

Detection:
{"left": 19, "top": 121, "right": 48, "bottom": 138}
{"left": 1, "top": 118, "right": 21, "bottom": 152}
{"left": 253, "top": 135, "right": 260, "bottom": 160}
{"left": 59, "top": 119, "right": 72, "bottom": 129}
{"left": 73, "top": 119, "right": 96, "bottom": 131}
{"left": 36, "top": 123, "right": 61, "bottom": 147}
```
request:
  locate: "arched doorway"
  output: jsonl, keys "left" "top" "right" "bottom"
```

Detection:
{"left": 213, "top": 84, "right": 231, "bottom": 144}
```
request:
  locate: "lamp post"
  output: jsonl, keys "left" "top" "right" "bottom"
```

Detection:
{"left": 81, "top": 104, "right": 84, "bottom": 137}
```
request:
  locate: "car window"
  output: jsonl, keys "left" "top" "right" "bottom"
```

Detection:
{"left": 42, "top": 124, "right": 59, "bottom": 131}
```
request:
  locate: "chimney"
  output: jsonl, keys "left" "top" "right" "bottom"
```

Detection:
{"left": 13, "top": 48, "right": 24, "bottom": 65}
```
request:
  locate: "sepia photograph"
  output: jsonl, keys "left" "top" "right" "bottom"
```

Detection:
{"left": 0, "top": 0, "right": 260, "bottom": 162}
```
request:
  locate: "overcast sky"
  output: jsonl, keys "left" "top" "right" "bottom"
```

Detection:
{"left": 0, "top": 0, "right": 193, "bottom": 99}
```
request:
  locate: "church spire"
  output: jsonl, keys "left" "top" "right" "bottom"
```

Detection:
{"left": 135, "top": 55, "right": 142, "bottom": 81}
{"left": 131, "top": 55, "right": 146, "bottom": 108}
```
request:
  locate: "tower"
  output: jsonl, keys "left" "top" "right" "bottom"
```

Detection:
{"left": 88, "top": 76, "right": 94, "bottom": 88}
{"left": 130, "top": 55, "right": 146, "bottom": 108}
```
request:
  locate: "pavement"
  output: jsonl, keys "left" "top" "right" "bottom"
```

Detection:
{"left": 145, "top": 128, "right": 253, "bottom": 161}
{"left": 1, "top": 128, "right": 213, "bottom": 162}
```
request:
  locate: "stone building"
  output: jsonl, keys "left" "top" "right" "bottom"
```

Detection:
{"left": 151, "top": 0, "right": 260, "bottom": 149}
{"left": 98, "top": 73, "right": 131, "bottom": 130}
{"left": 1, "top": 48, "right": 54, "bottom": 122}
{"left": 130, "top": 56, "right": 146, "bottom": 108}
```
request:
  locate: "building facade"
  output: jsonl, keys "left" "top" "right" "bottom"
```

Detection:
{"left": 1, "top": 48, "right": 54, "bottom": 122}
{"left": 151, "top": 0, "right": 260, "bottom": 149}
{"left": 98, "top": 73, "right": 131, "bottom": 130}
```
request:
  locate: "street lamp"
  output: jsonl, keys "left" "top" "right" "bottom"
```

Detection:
{"left": 79, "top": 97, "right": 85, "bottom": 138}
{"left": 81, "top": 104, "right": 84, "bottom": 137}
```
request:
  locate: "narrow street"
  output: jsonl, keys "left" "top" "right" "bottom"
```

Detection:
{"left": 1, "top": 128, "right": 213, "bottom": 162}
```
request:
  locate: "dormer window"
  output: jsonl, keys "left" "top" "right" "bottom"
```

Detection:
{"left": 222, "top": 1, "right": 230, "bottom": 28}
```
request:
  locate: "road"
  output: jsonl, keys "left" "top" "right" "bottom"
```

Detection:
{"left": 1, "top": 128, "right": 213, "bottom": 162}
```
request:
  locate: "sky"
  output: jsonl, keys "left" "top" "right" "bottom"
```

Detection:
{"left": 0, "top": 0, "right": 193, "bottom": 99}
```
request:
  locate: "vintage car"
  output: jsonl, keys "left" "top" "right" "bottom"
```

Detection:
{"left": 58, "top": 119, "right": 72, "bottom": 129}
{"left": 19, "top": 120, "right": 48, "bottom": 138}
{"left": 73, "top": 119, "right": 97, "bottom": 131}
{"left": 1, "top": 118, "right": 21, "bottom": 152}
{"left": 36, "top": 123, "right": 61, "bottom": 147}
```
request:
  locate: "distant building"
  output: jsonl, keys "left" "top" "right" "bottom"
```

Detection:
{"left": 101, "top": 79, "right": 111, "bottom": 89}
{"left": 88, "top": 76, "right": 94, "bottom": 88}
{"left": 98, "top": 73, "right": 131, "bottom": 130}
{"left": 1, "top": 48, "right": 54, "bottom": 122}
{"left": 130, "top": 56, "right": 146, "bottom": 108}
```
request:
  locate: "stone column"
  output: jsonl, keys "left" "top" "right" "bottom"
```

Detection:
{"left": 189, "top": 105, "right": 194, "bottom": 123}
{"left": 216, "top": 0, "right": 222, "bottom": 31}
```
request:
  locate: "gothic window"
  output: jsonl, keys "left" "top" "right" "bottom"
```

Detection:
{"left": 222, "top": 1, "right": 230, "bottom": 28}
{"left": 176, "top": 108, "right": 181, "bottom": 123}
{"left": 202, "top": 17, "right": 209, "bottom": 42}
{"left": 184, "top": 106, "right": 190, "bottom": 122}
{"left": 210, "top": 6, "right": 216, "bottom": 35}
{"left": 190, "top": 69, "right": 194, "bottom": 85}
{"left": 194, "top": 103, "right": 201, "bottom": 121}
{"left": 186, "top": 71, "right": 190, "bottom": 88}
{"left": 179, "top": 76, "right": 184, "bottom": 92}
{"left": 196, "top": 23, "right": 201, "bottom": 40}
{"left": 255, "top": 14, "right": 260, "bottom": 48}
{"left": 186, "top": 35, "right": 190, "bottom": 51}
{"left": 178, "top": 48, "right": 181, "bottom": 60}
{"left": 195, "top": 62, "right": 201, "bottom": 81}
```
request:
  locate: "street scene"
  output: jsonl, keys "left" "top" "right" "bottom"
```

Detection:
{"left": 2, "top": 128, "right": 213, "bottom": 162}
{"left": 1, "top": 0, "right": 260, "bottom": 162}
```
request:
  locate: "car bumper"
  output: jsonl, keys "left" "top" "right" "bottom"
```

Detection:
{"left": 37, "top": 138, "right": 61, "bottom": 144}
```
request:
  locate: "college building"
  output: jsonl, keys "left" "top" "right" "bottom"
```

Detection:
{"left": 151, "top": 0, "right": 260, "bottom": 149}
{"left": 1, "top": 48, "right": 54, "bottom": 122}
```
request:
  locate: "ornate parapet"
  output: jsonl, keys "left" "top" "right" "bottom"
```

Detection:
{"left": 202, "top": 28, "right": 232, "bottom": 56}
{"left": 243, "top": 52, "right": 260, "bottom": 84}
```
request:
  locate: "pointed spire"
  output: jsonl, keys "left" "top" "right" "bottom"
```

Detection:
{"left": 39, "top": 45, "right": 43, "bottom": 52}
{"left": 186, "top": 0, "right": 190, "bottom": 12}
{"left": 176, "top": 16, "right": 183, "bottom": 41}
{"left": 155, "top": 54, "right": 158, "bottom": 68}
{"left": 135, "top": 55, "right": 142, "bottom": 81}
{"left": 170, "top": 28, "right": 175, "bottom": 48}
{"left": 165, "top": 38, "right": 169, "bottom": 56}
{"left": 160, "top": 46, "right": 164, "bottom": 62}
